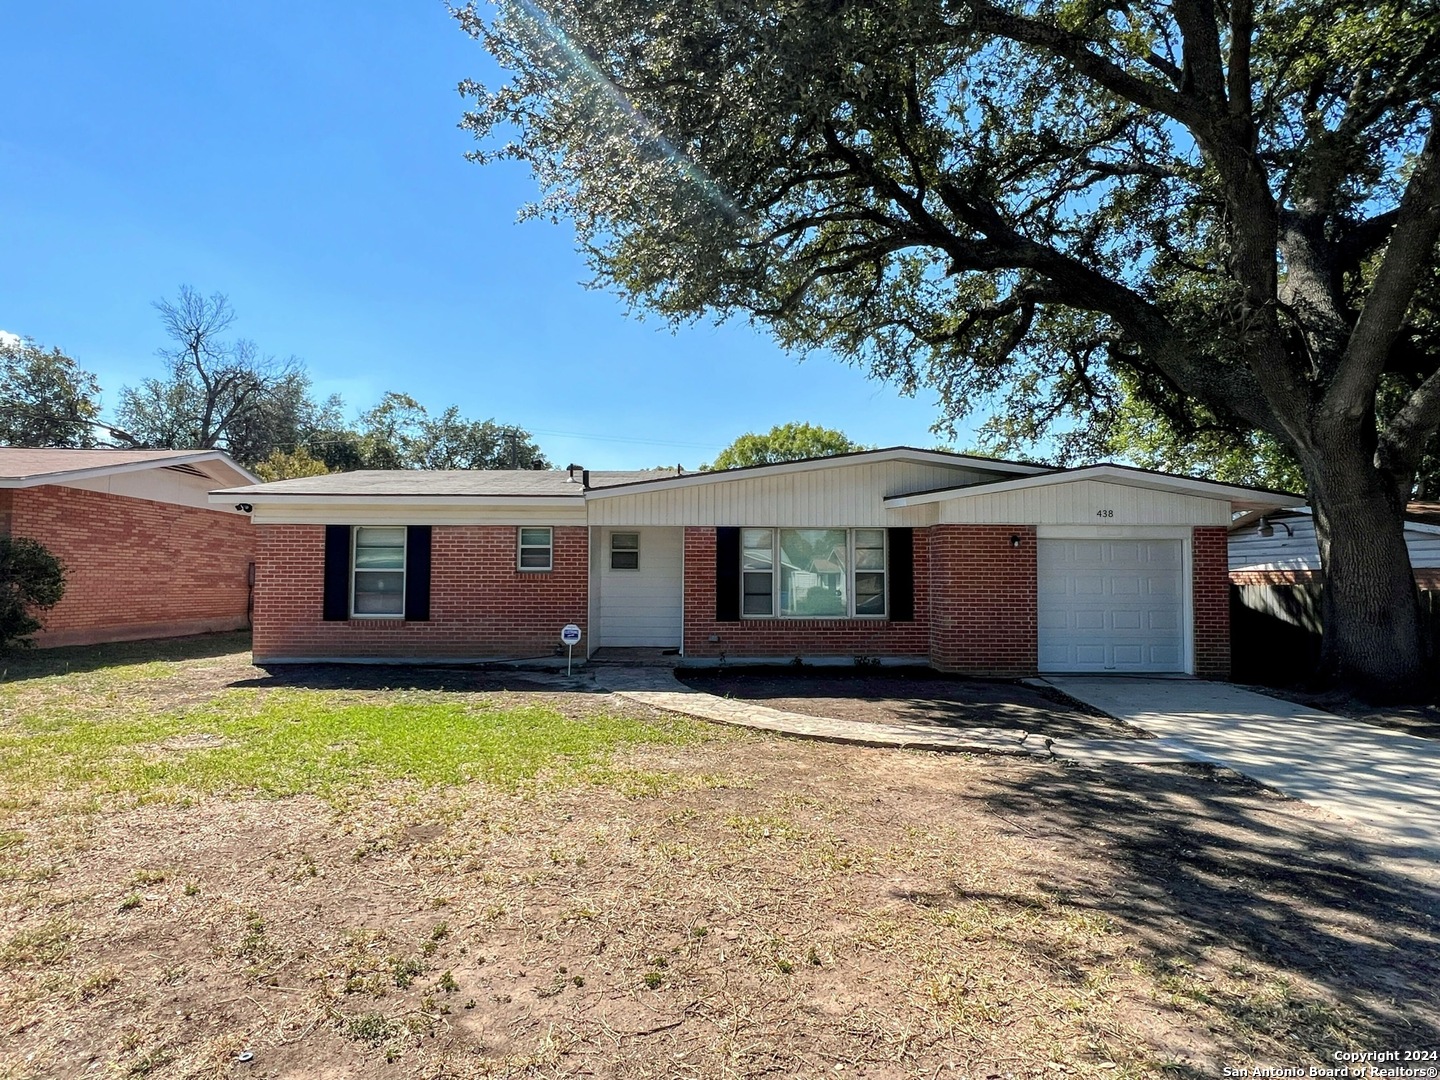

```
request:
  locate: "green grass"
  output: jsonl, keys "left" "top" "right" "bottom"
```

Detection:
{"left": 0, "top": 678, "right": 705, "bottom": 802}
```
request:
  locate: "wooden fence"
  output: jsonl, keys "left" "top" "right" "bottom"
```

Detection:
{"left": 1230, "top": 583, "right": 1440, "bottom": 683}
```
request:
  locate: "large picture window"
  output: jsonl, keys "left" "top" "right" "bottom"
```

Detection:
{"left": 351, "top": 526, "right": 406, "bottom": 617}
{"left": 741, "top": 528, "right": 886, "bottom": 619}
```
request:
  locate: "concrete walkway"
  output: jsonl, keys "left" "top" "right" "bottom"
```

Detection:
{"left": 1046, "top": 677, "right": 1440, "bottom": 866}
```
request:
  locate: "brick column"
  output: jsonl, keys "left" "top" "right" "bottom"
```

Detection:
{"left": 1192, "top": 526, "right": 1231, "bottom": 679}
{"left": 928, "top": 525, "right": 1037, "bottom": 676}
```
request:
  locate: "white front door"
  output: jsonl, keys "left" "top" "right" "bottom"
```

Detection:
{"left": 1037, "top": 539, "right": 1186, "bottom": 673}
{"left": 597, "top": 527, "right": 683, "bottom": 648}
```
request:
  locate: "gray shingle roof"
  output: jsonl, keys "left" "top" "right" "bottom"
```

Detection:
{"left": 214, "top": 469, "right": 682, "bottom": 497}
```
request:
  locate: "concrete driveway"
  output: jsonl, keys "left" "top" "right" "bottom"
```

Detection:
{"left": 1045, "top": 677, "right": 1440, "bottom": 872}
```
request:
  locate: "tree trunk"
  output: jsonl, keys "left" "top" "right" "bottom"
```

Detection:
{"left": 1304, "top": 440, "right": 1428, "bottom": 698}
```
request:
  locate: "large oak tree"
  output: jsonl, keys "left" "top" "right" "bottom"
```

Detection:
{"left": 454, "top": 0, "right": 1439, "bottom": 694}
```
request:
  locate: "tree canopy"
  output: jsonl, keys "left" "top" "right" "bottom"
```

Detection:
{"left": 456, "top": 0, "right": 1440, "bottom": 693}
{"left": 1, "top": 288, "right": 551, "bottom": 477}
{"left": 0, "top": 337, "right": 102, "bottom": 448}
{"left": 706, "top": 422, "right": 868, "bottom": 469}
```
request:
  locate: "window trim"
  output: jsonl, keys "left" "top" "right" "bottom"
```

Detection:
{"left": 609, "top": 530, "right": 641, "bottom": 571}
{"left": 518, "top": 526, "right": 554, "bottom": 572}
{"left": 350, "top": 525, "right": 407, "bottom": 620}
{"left": 740, "top": 527, "right": 888, "bottom": 620}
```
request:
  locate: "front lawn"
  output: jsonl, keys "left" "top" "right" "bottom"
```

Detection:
{"left": 1, "top": 635, "right": 1436, "bottom": 1078}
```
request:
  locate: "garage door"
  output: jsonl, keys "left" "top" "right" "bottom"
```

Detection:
{"left": 1037, "top": 539, "right": 1185, "bottom": 673}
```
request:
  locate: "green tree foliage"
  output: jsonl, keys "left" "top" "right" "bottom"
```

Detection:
{"left": 0, "top": 537, "right": 65, "bottom": 649}
{"left": 706, "top": 422, "right": 868, "bottom": 470}
{"left": 456, "top": 0, "right": 1440, "bottom": 693}
{"left": 0, "top": 336, "right": 102, "bottom": 448}
{"left": 252, "top": 448, "right": 335, "bottom": 482}
{"left": 356, "top": 392, "right": 550, "bottom": 470}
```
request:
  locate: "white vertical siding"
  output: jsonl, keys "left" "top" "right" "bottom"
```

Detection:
{"left": 588, "top": 461, "right": 998, "bottom": 526}
{"left": 596, "top": 527, "right": 683, "bottom": 646}
{"left": 936, "top": 480, "right": 1231, "bottom": 527}
{"left": 1228, "top": 517, "right": 1440, "bottom": 571}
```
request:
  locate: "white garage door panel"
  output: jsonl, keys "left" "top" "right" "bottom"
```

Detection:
{"left": 1037, "top": 539, "right": 1186, "bottom": 673}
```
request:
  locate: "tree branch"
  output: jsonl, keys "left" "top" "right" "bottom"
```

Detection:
{"left": 1324, "top": 117, "right": 1440, "bottom": 424}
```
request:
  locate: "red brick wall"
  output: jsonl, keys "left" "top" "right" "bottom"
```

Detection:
{"left": 252, "top": 524, "right": 589, "bottom": 661}
{"left": 1193, "top": 526, "right": 1231, "bottom": 678}
{"left": 0, "top": 490, "right": 13, "bottom": 537}
{"left": 680, "top": 527, "right": 932, "bottom": 660}
{"left": 9, "top": 485, "right": 255, "bottom": 648}
{"left": 928, "top": 525, "right": 1038, "bottom": 677}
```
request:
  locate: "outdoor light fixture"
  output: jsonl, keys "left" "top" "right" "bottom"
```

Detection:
{"left": 1010, "top": 534, "right": 1022, "bottom": 548}
{"left": 1257, "top": 517, "right": 1293, "bottom": 538}
{"left": 234, "top": 503, "right": 253, "bottom": 513}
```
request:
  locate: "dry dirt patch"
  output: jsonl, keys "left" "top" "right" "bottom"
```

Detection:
{"left": 1, "top": 639, "right": 1437, "bottom": 1078}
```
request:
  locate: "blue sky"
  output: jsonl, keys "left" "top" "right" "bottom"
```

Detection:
{"left": 0, "top": 2, "right": 978, "bottom": 469}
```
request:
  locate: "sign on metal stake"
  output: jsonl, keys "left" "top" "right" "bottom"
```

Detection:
{"left": 560, "top": 624, "right": 582, "bottom": 676}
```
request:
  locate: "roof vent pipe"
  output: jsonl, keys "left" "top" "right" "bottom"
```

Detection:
{"left": 566, "top": 463, "right": 582, "bottom": 483}
{"left": 582, "top": 469, "right": 591, "bottom": 490}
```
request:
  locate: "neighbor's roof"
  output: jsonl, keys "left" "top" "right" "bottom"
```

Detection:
{"left": 0, "top": 447, "right": 257, "bottom": 487}
{"left": 883, "top": 462, "right": 1306, "bottom": 509}
{"left": 212, "top": 468, "right": 682, "bottom": 499}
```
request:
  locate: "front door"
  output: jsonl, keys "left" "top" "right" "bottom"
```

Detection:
{"left": 597, "top": 527, "right": 683, "bottom": 648}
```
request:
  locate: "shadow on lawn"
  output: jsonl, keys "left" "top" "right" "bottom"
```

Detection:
{"left": 0, "top": 630, "right": 253, "bottom": 683}
{"left": 235, "top": 662, "right": 607, "bottom": 696}
{"left": 972, "top": 762, "right": 1440, "bottom": 1060}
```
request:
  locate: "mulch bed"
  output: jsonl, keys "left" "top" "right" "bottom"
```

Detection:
{"left": 678, "top": 665, "right": 1147, "bottom": 740}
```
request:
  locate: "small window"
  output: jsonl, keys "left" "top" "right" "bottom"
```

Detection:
{"left": 610, "top": 532, "right": 640, "bottom": 570}
{"left": 853, "top": 529, "right": 887, "bottom": 616}
{"left": 352, "top": 526, "right": 406, "bottom": 617}
{"left": 518, "top": 526, "right": 553, "bottom": 571}
{"left": 741, "top": 528, "right": 774, "bottom": 615}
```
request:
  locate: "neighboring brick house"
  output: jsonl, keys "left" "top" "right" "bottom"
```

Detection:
{"left": 0, "top": 448, "right": 257, "bottom": 647}
{"left": 216, "top": 450, "right": 1303, "bottom": 679}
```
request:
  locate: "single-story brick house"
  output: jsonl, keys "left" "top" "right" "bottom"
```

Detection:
{"left": 214, "top": 448, "right": 1303, "bottom": 677}
{"left": 1, "top": 448, "right": 258, "bottom": 647}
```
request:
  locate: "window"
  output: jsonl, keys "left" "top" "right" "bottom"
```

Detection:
{"left": 743, "top": 528, "right": 885, "bottom": 618}
{"left": 352, "top": 526, "right": 406, "bottom": 617}
{"left": 741, "top": 528, "right": 774, "bottom": 615}
{"left": 518, "top": 527, "right": 553, "bottom": 571}
{"left": 610, "top": 531, "right": 640, "bottom": 570}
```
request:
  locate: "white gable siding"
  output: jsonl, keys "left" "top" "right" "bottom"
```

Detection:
{"left": 64, "top": 468, "right": 239, "bottom": 512}
{"left": 587, "top": 462, "right": 1002, "bottom": 527}
{"left": 936, "top": 480, "right": 1232, "bottom": 527}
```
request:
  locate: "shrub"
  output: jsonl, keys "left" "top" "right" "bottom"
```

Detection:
{"left": 0, "top": 537, "right": 65, "bottom": 648}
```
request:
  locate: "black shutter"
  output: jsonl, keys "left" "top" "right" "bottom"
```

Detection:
{"left": 888, "top": 527, "right": 914, "bottom": 621}
{"left": 322, "top": 525, "right": 351, "bottom": 621}
{"left": 404, "top": 526, "right": 432, "bottom": 621}
{"left": 715, "top": 527, "right": 740, "bottom": 622}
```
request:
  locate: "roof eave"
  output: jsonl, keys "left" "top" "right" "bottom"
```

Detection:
{"left": 884, "top": 465, "right": 1306, "bottom": 508}
{"left": 208, "top": 492, "right": 584, "bottom": 508}
{"left": 0, "top": 450, "right": 257, "bottom": 489}
{"left": 584, "top": 447, "right": 1049, "bottom": 499}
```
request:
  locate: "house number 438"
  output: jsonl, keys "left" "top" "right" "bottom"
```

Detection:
{"left": 1096, "top": 509, "right": 1114, "bottom": 517}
